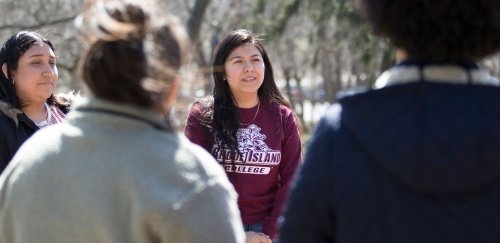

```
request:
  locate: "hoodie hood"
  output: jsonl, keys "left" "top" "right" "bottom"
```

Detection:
{"left": 0, "top": 101, "right": 22, "bottom": 126}
{"left": 339, "top": 63, "right": 500, "bottom": 195}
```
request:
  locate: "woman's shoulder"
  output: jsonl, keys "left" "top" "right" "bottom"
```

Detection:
{"left": 188, "top": 96, "right": 214, "bottom": 114}
{"left": 263, "top": 100, "right": 293, "bottom": 116}
{"left": 158, "top": 133, "right": 229, "bottom": 184}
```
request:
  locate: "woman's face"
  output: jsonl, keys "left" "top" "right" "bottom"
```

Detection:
{"left": 12, "top": 42, "right": 58, "bottom": 104}
{"left": 224, "top": 44, "right": 265, "bottom": 102}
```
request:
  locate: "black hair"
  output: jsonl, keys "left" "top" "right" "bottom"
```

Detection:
{"left": 360, "top": 0, "right": 500, "bottom": 62}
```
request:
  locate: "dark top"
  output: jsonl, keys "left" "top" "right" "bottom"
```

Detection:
{"left": 280, "top": 63, "right": 500, "bottom": 243}
{"left": 0, "top": 99, "right": 71, "bottom": 173}
{"left": 0, "top": 111, "right": 38, "bottom": 172}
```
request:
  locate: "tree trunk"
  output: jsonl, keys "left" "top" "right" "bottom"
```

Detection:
{"left": 187, "top": 0, "right": 211, "bottom": 42}
{"left": 294, "top": 73, "right": 308, "bottom": 133}
{"left": 283, "top": 68, "right": 295, "bottom": 108}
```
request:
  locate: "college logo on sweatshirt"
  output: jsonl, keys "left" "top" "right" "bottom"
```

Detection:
{"left": 212, "top": 124, "right": 281, "bottom": 175}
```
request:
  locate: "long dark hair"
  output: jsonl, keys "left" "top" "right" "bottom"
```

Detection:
{"left": 0, "top": 31, "right": 60, "bottom": 109}
{"left": 198, "top": 29, "right": 291, "bottom": 159}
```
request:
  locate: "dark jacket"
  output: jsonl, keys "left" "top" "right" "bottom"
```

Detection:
{"left": 0, "top": 97, "right": 72, "bottom": 173}
{"left": 0, "top": 103, "right": 38, "bottom": 172}
{"left": 280, "top": 63, "right": 500, "bottom": 243}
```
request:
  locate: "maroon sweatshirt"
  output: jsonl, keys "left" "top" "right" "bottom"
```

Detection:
{"left": 184, "top": 100, "right": 302, "bottom": 238}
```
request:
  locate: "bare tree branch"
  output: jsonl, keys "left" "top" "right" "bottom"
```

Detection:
{"left": 0, "top": 15, "right": 77, "bottom": 31}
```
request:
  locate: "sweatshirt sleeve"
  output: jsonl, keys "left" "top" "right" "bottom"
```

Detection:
{"left": 262, "top": 108, "right": 302, "bottom": 239}
{"left": 184, "top": 103, "right": 213, "bottom": 152}
{"left": 0, "top": 130, "right": 8, "bottom": 172}
{"left": 279, "top": 116, "right": 336, "bottom": 243}
{"left": 0, "top": 120, "right": 11, "bottom": 172}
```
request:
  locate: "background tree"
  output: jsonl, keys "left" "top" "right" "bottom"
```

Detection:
{"left": 1, "top": 0, "right": 498, "bottom": 132}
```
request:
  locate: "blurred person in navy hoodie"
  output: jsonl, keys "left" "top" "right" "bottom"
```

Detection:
{"left": 280, "top": 0, "right": 500, "bottom": 242}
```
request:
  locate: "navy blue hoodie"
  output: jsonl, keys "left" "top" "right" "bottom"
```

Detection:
{"left": 281, "top": 63, "right": 500, "bottom": 243}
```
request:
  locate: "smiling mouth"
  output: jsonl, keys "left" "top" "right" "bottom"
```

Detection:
{"left": 242, "top": 77, "right": 256, "bottom": 82}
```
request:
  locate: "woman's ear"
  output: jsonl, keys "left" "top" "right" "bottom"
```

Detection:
{"left": 2, "top": 63, "right": 8, "bottom": 79}
{"left": 1, "top": 63, "right": 14, "bottom": 84}
{"left": 159, "top": 76, "right": 179, "bottom": 115}
{"left": 395, "top": 48, "right": 408, "bottom": 62}
{"left": 166, "top": 76, "right": 179, "bottom": 106}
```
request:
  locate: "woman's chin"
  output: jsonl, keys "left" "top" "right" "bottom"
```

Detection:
{"left": 37, "top": 92, "right": 54, "bottom": 101}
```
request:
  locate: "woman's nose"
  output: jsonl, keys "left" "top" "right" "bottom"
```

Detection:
{"left": 243, "top": 61, "right": 254, "bottom": 73}
{"left": 42, "top": 64, "right": 56, "bottom": 77}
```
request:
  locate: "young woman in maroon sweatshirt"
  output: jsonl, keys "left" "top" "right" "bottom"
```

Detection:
{"left": 185, "top": 29, "right": 302, "bottom": 242}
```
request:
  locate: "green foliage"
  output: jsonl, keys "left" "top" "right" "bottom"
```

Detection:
{"left": 306, "top": 0, "right": 361, "bottom": 23}
{"left": 271, "top": 0, "right": 301, "bottom": 38}
{"left": 247, "top": 0, "right": 301, "bottom": 40}
{"left": 309, "top": 0, "right": 388, "bottom": 78}
{"left": 254, "top": 0, "right": 266, "bottom": 15}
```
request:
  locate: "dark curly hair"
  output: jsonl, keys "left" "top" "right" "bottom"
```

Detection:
{"left": 360, "top": 0, "right": 500, "bottom": 62}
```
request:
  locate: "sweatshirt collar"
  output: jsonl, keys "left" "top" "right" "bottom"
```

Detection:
{"left": 374, "top": 60, "right": 499, "bottom": 89}
{"left": 71, "top": 97, "right": 168, "bottom": 130}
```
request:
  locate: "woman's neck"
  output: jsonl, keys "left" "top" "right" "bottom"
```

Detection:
{"left": 234, "top": 95, "right": 259, "bottom": 108}
{"left": 22, "top": 101, "right": 47, "bottom": 123}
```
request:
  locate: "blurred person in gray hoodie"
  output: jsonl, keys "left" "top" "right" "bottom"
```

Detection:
{"left": 0, "top": 0, "right": 245, "bottom": 242}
